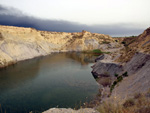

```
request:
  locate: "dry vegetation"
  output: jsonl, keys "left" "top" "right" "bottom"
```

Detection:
{"left": 97, "top": 89, "right": 150, "bottom": 113}
{"left": 114, "top": 36, "right": 137, "bottom": 63}
{"left": 115, "top": 27, "right": 150, "bottom": 63}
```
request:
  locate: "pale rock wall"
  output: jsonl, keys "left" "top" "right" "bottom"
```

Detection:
{"left": 0, "top": 25, "right": 115, "bottom": 68}
{"left": 92, "top": 61, "right": 123, "bottom": 77}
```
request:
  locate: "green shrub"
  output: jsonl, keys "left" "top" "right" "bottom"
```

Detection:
{"left": 110, "top": 81, "right": 118, "bottom": 93}
{"left": 110, "top": 84, "right": 115, "bottom": 93}
{"left": 92, "top": 49, "right": 103, "bottom": 54}
{"left": 82, "top": 49, "right": 110, "bottom": 55}
{"left": 113, "top": 81, "right": 117, "bottom": 86}
{"left": 110, "top": 72, "right": 129, "bottom": 93}
{"left": 104, "top": 52, "right": 111, "bottom": 54}
{"left": 117, "top": 76, "right": 123, "bottom": 82}
{"left": 114, "top": 73, "right": 119, "bottom": 77}
{"left": 110, "top": 75, "right": 124, "bottom": 93}
{"left": 121, "top": 41, "right": 126, "bottom": 45}
{"left": 102, "top": 41, "right": 110, "bottom": 44}
{"left": 122, "top": 71, "right": 128, "bottom": 77}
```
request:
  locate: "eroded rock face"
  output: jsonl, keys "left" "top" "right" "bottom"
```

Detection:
{"left": 91, "top": 27, "right": 150, "bottom": 101}
{"left": 92, "top": 51, "right": 150, "bottom": 100}
{"left": 92, "top": 27, "right": 150, "bottom": 78}
{"left": 93, "top": 52, "right": 150, "bottom": 79}
{"left": 124, "top": 52, "right": 150, "bottom": 75}
{"left": 0, "top": 25, "right": 115, "bottom": 68}
{"left": 91, "top": 51, "right": 124, "bottom": 79}
{"left": 129, "top": 27, "right": 150, "bottom": 53}
{"left": 92, "top": 61, "right": 123, "bottom": 78}
{"left": 110, "top": 52, "right": 150, "bottom": 101}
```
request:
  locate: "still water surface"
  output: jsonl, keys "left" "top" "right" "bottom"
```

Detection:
{"left": 0, "top": 52, "right": 99, "bottom": 113}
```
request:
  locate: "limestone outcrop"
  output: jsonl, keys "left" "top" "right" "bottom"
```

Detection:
{"left": 0, "top": 25, "right": 115, "bottom": 68}
{"left": 43, "top": 108, "right": 99, "bottom": 113}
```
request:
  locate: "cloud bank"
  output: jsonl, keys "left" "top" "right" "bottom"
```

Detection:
{"left": 0, "top": 5, "right": 145, "bottom": 37}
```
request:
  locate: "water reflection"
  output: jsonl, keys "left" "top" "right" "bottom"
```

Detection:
{"left": 0, "top": 58, "right": 41, "bottom": 94}
{"left": 64, "top": 52, "right": 98, "bottom": 65}
{"left": 0, "top": 52, "right": 99, "bottom": 113}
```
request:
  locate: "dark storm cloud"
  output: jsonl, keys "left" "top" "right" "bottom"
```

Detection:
{"left": 0, "top": 5, "right": 6, "bottom": 11}
{"left": 0, "top": 5, "right": 145, "bottom": 36}
{"left": 0, "top": 5, "right": 22, "bottom": 15}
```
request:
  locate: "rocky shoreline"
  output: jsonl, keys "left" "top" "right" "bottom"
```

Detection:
{"left": 43, "top": 108, "right": 99, "bottom": 113}
{"left": 0, "top": 25, "right": 150, "bottom": 113}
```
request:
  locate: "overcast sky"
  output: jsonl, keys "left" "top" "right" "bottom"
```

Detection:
{"left": 0, "top": 0, "right": 150, "bottom": 36}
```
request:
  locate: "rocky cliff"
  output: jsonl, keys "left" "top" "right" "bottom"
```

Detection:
{"left": 129, "top": 27, "right": 150, "bottom": 53}
{"left": 0, "top": 25, "right": 116, "bottom": 68}
{"left": 115, "top": 27, "right": 150, "bottom": 63}
{"left": 111, "top": 52, "right": 150, "bottom": 100}
{"left": 91, "top": 27, "right": 150, "bottom": 103}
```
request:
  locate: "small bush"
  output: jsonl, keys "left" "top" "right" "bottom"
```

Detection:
{"left": 104, "top": 52, "right": 111, "bottom": 54}
{"left": 123, "top": 99, "right": 135, "bottom": 108}
{"left": 92, "top": 49, "right": 110, "bottom": 54}
{"left": 137, "top": 106, "right": 150, "bottom": 113}
{"left": 110, "top": 80, "right": 120, "bottom": 93}
{"left": 92, "top": 49, "right": 103, "bottom": 54}
{"left": 110, "top": 72, "right": 129, "bottom": 93}
{"left": 134, "top": 93, "right": 143, "bottom": 99}
{"left": 114, "top": 73, "right": 119, "bottom": 77}
{"left": 117, "top": 76, "right": 123, "bottom": 82}
{"left": 82, "top": 49, "right": 110, "bottom": 55}
{"left": 113, "top": 81, "right": 117, "bottom": 86}
{"left": 102, "top": 41, "right": 110, "bottom": 44}
{"left": 110, "top": 84, "right": 115, "bottom": 93}
{"left": 131, "top": 35, "right": 136, "bottom": 38}
{"left": 122, "top": 71, "right": 128, "bottom": 77}
{"left": 122, "top": 41, "right": 126, "bottom": 45}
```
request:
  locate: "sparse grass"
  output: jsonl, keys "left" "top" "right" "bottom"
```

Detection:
{"left": 97, "top": 90, "right": 150, "bottom": 113}
{"left": 117, "top": 76, "right": 123, "bottom": 82}
{"left": 123, "top": 98, "right": 135, "bottom": 108}
{"left": 97, "top": 102, "right": 124, "bottom": 113}
{"left": 92, "top": 49, "right": 103, "bottom": 54}
{"left": 81, "top": 49, "right": 110, "bottom": 55}
{"left": 102, "top": 41, "right": 110, "bottom": 44}
{"left": 134, "top": 93, "right": 143, "bottom": 99}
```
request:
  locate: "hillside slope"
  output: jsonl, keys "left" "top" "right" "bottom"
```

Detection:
{"left": 0, "top": 25, "right": 116, "bottom": 68}
{"left": 92, "top": 27, "right": 150, "bottom": 103}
